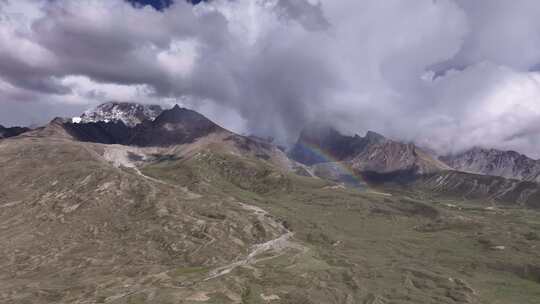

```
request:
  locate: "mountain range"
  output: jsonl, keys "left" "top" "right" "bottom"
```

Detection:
{"left": 440, "top": 147, "right": 540, "bottom": 182}
{"left": 290, "top": 124, "right": 450, "bottom": 175}
{"left": 1, "top": 102, "right": 540, "bottom": 303}
{"left": 4, "top": 101, "right": 540, "bottom": 206}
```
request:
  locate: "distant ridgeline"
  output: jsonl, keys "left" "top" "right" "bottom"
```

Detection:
{"left": 8, "top": 100, "right": 540, "bottom": 208}
{"left": 288, "top": 123, "right": 540, "bottom": 208}
{"left": 0, "top": 124, "right": 30, "bottom": 139}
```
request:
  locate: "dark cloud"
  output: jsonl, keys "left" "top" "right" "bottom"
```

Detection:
{"left": 1, "top": 0, "right": 540, "bottom": 157}
{"left": 127, "top": 0, "right": 175, "bottom": 10}
{"left": 125, "top": 1, "right": 209, "bottom": 10}
{"left": 431, "top": 0, "right": 540, "bottom": 75}
{"left": 275, "top": 0, "right": 330, "bottom": 31}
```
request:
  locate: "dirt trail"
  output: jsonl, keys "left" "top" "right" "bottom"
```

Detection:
{"left": 205, "top": 202, "right": 297, "bottom": 281}
{"left": 103, "top": 146, "right": 201, "bottom": 199}
{"left": 103, "top": 146, "right": 152, "bottom": 179}
{"left": 103, "top": 145, "right": 297, "bottom": 281}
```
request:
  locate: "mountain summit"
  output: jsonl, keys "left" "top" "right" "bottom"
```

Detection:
{"left": 53, "top": 103, "right": 223, "bottom": 146}
{"left": 289, "top": 124, "right": 448, "bottom": 176}
{"left": 76, "top": 101, "right": 163, "bottom": 127}
{"left": 288, "top": 124, "right": 386, "bottom": 165}
{"left": 130, "top": 104, "right": 223, "bottom": 146}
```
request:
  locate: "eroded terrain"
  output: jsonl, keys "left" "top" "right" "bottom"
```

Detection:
{"left": 1, "top": 137, "right": 539, "bottom": 303}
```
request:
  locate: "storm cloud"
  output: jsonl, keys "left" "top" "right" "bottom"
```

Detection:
{"left": 1, "top": 0, "right": 540, "bottom": 157}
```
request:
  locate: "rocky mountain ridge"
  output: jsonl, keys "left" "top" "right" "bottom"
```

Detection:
{"left": 2, "top": 102, "right": 540, "bottom": 303}
{"left": 350, "top": 140, "right": 451, "bottom": 175}
{"left": 289, "top": 124, "right": 450, "bottom": 177}
{"left": 440, "top": 147, "right": 540, "bottom": 182}
{"left": 288, "top": 124, "right": 387, "bottom": 165}
{"left": 27, "top": 102, "right": 293, "bottom": 173}
{"left": 15, "top": 101, "right": 540, "bottom": 205}
{"left": 32, "top": 101, "right": 540, "bottom": 183}
{"left": 57, "top": 104, "right": 225, "bottom": 147}
{"left": 75, "top": 101, "right": 163, "bottom": 127}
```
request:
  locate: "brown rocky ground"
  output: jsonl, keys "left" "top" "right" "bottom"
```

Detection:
{"left": 0, "top": 133, "right": 539, "bottom": 303}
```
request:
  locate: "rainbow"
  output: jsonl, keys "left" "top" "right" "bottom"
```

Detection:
{"left": 296, "top": 142, "right": 365, "bottom": 187}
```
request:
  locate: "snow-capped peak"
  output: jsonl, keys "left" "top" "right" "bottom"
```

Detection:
{"left": 77, "top": 102, "right": 163, "bottom": 127}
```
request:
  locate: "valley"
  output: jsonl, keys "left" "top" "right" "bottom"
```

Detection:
{"left": 0, "top": 103, "right": 539, "bottom": 303}
{"left": 2, "top": 1, "right": 540, "bottom": 303}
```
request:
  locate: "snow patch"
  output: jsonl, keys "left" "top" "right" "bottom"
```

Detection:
{"left": 80, "top": 102, "right": 163, "bottom": 127}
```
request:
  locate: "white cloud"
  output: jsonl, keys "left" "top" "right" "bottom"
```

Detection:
{"left": 60, "top": 75, "right": 156, "bottom": 104}
{"left": 2, "top": 0, "right": 540, "bottom": 157}
{"left": 157, "top": 39, "right": 199, "bottom": 77}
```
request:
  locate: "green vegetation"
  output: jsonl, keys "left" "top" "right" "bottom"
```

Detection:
{"left": 1, "top": 138, "right": 539, "bottom": 303}
{"left": 142, "top": 149, "right": 293, "bottom": 195}
{"left": 140, "top": 148, "right": 540, "bottom": 303}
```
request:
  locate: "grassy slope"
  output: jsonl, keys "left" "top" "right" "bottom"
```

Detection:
{"left": 0, "top": 138, "right": 287, "bottom": 304}
{"left": 141, "top": 148, "right": 540, "bottom": 304}
{"left": 0, "top": 135, "right": 538, "bottom": 303}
